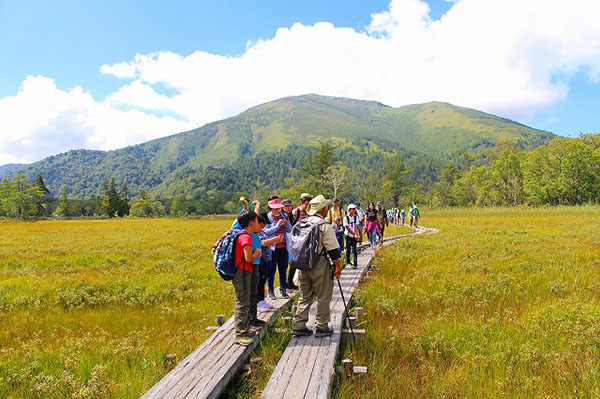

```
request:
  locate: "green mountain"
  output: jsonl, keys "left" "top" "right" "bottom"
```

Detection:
{"left": 3, "top": 94, "right": 553, "bottom": 199}
{"left": 0, "top": 164, "right": 25, "bottom": 175}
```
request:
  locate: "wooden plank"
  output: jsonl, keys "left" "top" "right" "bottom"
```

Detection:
{"left": 142, "top": 286, "right": 296, "bottom": 399}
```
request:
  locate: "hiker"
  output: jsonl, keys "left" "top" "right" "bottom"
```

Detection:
{"left": 231, "top": 210, "right": 262, "bottom": 346}
{"left": 282, "top": 199, "right": 294, "bottom": 220}
{"left": 355, "top": 202, "right": 366, "bottom": 244}
{"left": 287, "top": 193, "right": 312, "bottom": 290}
{"left": 377, "top": 201, "right": 388, "bottom": 246}
{"left": 400, "top": 209, "right": 406, "bottom": 226}
{"left": 291, "top": 195, "right": 342, "bottom": 338}
{"left": 252, "top": 214, "right": 284, "bottom": 316}
{"left": 327, "top": 197, "right": 343, "bottom": 224}
{"left": 344, "top": 204, "right": 360, "bottom": 268}
{"left": 333, "top": 217, "right": 344, "bottom": 251}
{"left": 411, "top": 204, "right": 420, "bottom": 228}
{"left": 266, "top": 196, "right": 292, "bottom": 299}
{"left": 365, "top": 202, "right": 379, "bottom": 249}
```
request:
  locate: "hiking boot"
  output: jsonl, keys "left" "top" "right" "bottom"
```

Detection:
{"left": 267, "top": 291, "right": 276, "bottom": 300}
{"left": 233, "top": 335, "right": 254, "bottom": 346}
{"left": 287, "top": 283, "right": 299, "bottom": 290}
{"left": 315, "top": 327, "right": 334, "bottom": 337}
{"left": 280, "top": 289, "right": 289, "bottom": 299}
{"left": 292, "top": 328, "right": 313, "bottom": 337}
{"left": 251, "top": 319, "right": 267, "bottom": 327}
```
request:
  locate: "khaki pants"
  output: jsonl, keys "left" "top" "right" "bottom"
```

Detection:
{"left": 232, "top": 268, "right": 251, "bottom": 337}
{"left": 292, "top": 258, "right": 334, "bottom": 331}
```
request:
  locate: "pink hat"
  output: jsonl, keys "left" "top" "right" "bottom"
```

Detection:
{"left": 268, "top": 198, "right": 285, "bottom": 209}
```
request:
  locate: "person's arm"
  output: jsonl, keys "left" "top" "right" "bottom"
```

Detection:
{"left": 253, "top": 200, "right": 260, "bottom": 214}
{"left": 252, "top": 247, "right": 262, "bottom": 261}
{"left": 261, "top": 236, "right": 282, "bottom": 246}
{"left": 262, "top": 223, "right": 280, "bottom": 236}
{"left": 243, "top": 244, "right": 253, "bottom": 263}
{"left": 322, "top": 227, "right": 342, "bottom": 278}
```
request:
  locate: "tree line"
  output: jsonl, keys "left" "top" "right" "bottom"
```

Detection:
{"left": 2, "top": 133, "right": 599, "bottom": 219}
{"left": 424, "top": 134, "right": 600, "bottom": 207}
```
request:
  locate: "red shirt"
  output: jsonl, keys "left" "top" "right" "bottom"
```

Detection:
{"left": 233, "top": 232, "right": 253, "bottom": 272}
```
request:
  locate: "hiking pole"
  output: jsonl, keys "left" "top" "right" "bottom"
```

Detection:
{"left": 336, "top": 275, "right": 356, "bottom": 346}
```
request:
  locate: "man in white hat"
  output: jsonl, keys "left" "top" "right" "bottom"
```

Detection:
{"left": 292, "top": 195, "right": 342, "bottom": 338}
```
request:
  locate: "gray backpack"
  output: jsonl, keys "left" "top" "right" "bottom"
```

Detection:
{"left": 289, "top": 218, "right": 327, "bottom": 270}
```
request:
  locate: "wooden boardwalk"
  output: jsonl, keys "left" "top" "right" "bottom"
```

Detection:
{"left": 142, "top": 226, "right": 437, "bottom": 399}
{"left": 141, "top": 294, "right": 295, "bottom": 399}
{"left": 261, "top": 226, "right": 438, "bottom": 399}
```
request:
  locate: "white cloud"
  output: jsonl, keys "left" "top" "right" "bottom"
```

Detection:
{"left": 0, "top": 76, "right": 194, "bottom": 164}
{"left": 99, "top": 61, "right": 137, "bottom": 78}
{"left": 3, "top": 0, "right": 600, "bottom": 164}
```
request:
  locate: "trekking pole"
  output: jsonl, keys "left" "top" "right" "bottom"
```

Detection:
{"left": 336, "top": 276, "right": 356, "bottom": 346}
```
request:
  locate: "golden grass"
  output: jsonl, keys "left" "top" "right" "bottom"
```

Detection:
{"left": 0, "top": 217, "right": 235, "bottom": 398}
{"left": 334, "top": 207, "right": 600, "bottom": 398}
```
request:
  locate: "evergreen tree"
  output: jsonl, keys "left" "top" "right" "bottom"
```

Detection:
{"left": 54, "top": 187, "right": 71, "bottom": 218}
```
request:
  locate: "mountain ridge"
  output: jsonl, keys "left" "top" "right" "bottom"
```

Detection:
{"left": 2, "top": 94, "right": 554, "bottom": 198}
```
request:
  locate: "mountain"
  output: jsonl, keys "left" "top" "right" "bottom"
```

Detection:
{"left": 0, "top": 163, "right": 25, "bottom": 175}
{"left": 3, "top": 94, "right": 554, "bottom": 198}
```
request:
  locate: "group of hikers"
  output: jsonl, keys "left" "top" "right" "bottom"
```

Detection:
{"left": 387, "top": 205, "right": 420, "bottom": 228}
{"left": 212, "top": 193, "right": 421, "bottom": 346}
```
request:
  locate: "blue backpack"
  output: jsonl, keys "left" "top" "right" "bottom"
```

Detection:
{"left": 212, "top": 229, "right": 249, "bottom": 281}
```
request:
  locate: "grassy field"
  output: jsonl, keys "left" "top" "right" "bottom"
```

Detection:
{"left": 5, "top": 209, "right": 598, "bottom": 398}
{"left": 0, "top": 217, "right": 236, "bottom": 398}
{"left": 334, "top": 207, "right": 600, "bottom": 398}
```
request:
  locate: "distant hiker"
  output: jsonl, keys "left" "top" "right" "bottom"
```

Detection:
{"left": 266, "top": 196, "right": 292, "bottom": 300}
{"left": 327, "top": 197, "right": 343, "bottom": 224}
{"left": 333, "top": 217, "right": 344, "bottom": 251}
{"left": 231, "top": 210, "right": 262, "bottom": 346}
{"left": 365, "top": 202, "right": 379, "bottom": 249}
{"left": 376, "top": 201, "right": 388, "bottom": 246}
{"left": 400, "top": 209, "right": 406, "bottom": 226}
{"left": 287, "top": 193, "right": 312, "bottom": 290}
{"left": 344, "top": 204, "right": 360, "bottom": 268}
{"left": 355, "top": 202, "right": 366, "bottom": 244}
{"left": 411, "top": 204, "right": 420, "bottom": 228}
{"left": 291, "top": 195, "right": 342, "bottom": 338}
{"left": 252, "top": 214, "right": 284, "bottom": 317}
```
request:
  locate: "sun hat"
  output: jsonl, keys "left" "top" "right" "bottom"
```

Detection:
{"left": 268, "top": 198, "right": 285, "bottom": 209}
{"left": 347, "top": 204, "right": 357, "bottom": 209}
{"left": 306, "top": 195, "right": 332, "bottom": 216}
{"left": 282, "top": 199, "right": 293, "bottom": 207}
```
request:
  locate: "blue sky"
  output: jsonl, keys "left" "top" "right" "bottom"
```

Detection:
{"left": 0, "top": 0, "right": 599, "bottom": 164}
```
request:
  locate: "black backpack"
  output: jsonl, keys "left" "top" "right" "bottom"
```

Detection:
{"left": 289, "top": 219, "right": 327, "bottom": 270}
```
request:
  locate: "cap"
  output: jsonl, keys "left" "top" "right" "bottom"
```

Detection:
{"left": 282, "top": 199, "right": 293, "bottom": 206}
{"left": 348, "top": 204, "right": 357, "bottom": 209}
{"left": 332, "top": 197, "right": 339, "bottom": 202}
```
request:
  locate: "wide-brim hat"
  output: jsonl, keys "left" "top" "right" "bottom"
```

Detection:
{"left": 306, "top": 195, "right": 332, "bottom": 216}
{"left": 268, "top": 198, "right": 285, "bottom": 209}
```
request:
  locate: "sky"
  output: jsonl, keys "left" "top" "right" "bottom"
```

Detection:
{"left": 1, "top": 0, "right": 599, "bottom": 165}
